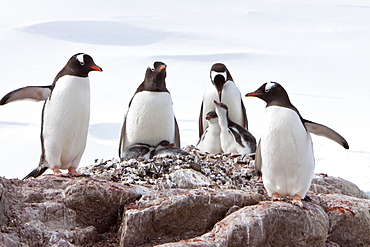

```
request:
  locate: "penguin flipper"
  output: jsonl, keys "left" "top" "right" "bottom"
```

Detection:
{"left": 0, "top": 85, "right": 51, "bottom": 105}
{"left": 198, "top": 101, "right": 204, "bottom": 138}
{"left": 118, "top": 114, "right": 128, "bottom": 158}
{"left": 23, "top": 166, "right": 48, "bottom": 180}
{"left": 240, "top": 99, "right": 248, "bottom": 130}
{"left": 174, "top": 117, "right": 181, "bottom": 148}
{"left": 304, "top": 120, "right": 349, "bottom": 149}
{"left": 254, "top": 140, "right": 262, "bottom": 176}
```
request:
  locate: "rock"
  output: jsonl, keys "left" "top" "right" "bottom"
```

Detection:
{"left": 158, "top": 201, "right": 329, "bottom": 246}
{"left": 169, "top": 169, "right": 213, "bottom": 188}
{"left": 64, "top": 180, "right": 141, "bottom": 233}
{"left": 119, "top": 189, "right": 263, "bottom": 247}
{"left": 0, "top": 182, "right": 7, "bottom": 225}
{"left": 0, "top": 147, "right": 369, "bottom": 246}
{"left": 311, "top": 174, "right": 369, "bottom": 199}
{"left": 315, "top": 193, "right": 370, "bottom": 246}
{"left": 0, "top": 176, "right": 145, "bottom": 246}
{"left": 0, "top": 232, "right": 23, "bottom": 247}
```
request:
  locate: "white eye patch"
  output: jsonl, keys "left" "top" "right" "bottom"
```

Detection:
{"left": 265, "top": 82, "right": 276, "bottom": 92}
{"left": 211, "top": 71, "right": 227, "bottom": 82}
{"left": 76, "top": 54, "right": 85, "bottom": 65}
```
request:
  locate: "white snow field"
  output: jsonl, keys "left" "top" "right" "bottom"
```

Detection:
{"left": 0, "top": 1, "right": 369, "bottom": 194}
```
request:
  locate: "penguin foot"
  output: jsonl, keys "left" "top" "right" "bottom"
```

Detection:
{"left": 291, "top": 194, "right": 304, "bottom": 208}
{"left": 67, "top": 167, "right": 86, "bottom": 177}
{"left": 52, "top": 167, "right": 70, "bottom": 177}
{"left": 272, "top": 193, "right": 283, "bottom": 201}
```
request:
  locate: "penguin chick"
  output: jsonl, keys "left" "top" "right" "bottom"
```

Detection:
{"left": 153, "top": 140, "right": 189, "bottom": 158}
{"left": 213, "top": 100, "right": 256, "bottom": 154}
{"left": 121, "top": 143, "right": 155, "bottom": 160}
{"left": 245, "top": 81, "right": 349, "bottom": 207}
{"left": 196, "top": 111, "right": 222, "bottom": 154}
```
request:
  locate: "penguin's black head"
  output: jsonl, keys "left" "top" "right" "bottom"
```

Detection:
{"left": 142, "top": 61, "right": 168, "bottom": 92}
{"left": 205, "top": 111, "right": 218, "bottom": 120}
{"left": 245, "top": 82, "right": 292, "bottom": 107}
{"left": 210, "top": 63, "right": 233, "bottom": 101}
{"left": 68, "top": 53, "right": 103, "bottom": 77}
{"left": 52, "top": 53, "right": 102, "bottom": 86}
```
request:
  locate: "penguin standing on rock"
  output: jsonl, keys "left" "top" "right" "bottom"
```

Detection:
{"left": 198, "top": 63, "right": 247, "bottom": 138}
{"left": 213, "top": 101, "right": 256, "bottom": 154}
{"left": 119, "top": 62, "right": 180, "bottom": 159}
{"left": 0, "top": 53, "right": 102, "bottom": 179}
{"left": 196, "top": 111, "right": 222, "bottom": 154}
{"left": 245, "top": 82, "right": 349, "bottom": 207}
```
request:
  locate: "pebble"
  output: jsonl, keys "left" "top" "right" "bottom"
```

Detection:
{"left": 79, "top": 145, "right": 260, "bottom": 192}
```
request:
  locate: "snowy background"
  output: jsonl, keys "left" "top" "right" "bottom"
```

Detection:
{"left": 0, "top": 1, "right": 369, "bottom": 195}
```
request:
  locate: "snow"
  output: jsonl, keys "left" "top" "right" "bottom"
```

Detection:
{"left": 0, "top": 1, "right": 369, "bottom": 194}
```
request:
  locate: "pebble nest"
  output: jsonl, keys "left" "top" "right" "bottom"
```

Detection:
{"left": 79, "top": 145, "right": 265, "bottom": 194}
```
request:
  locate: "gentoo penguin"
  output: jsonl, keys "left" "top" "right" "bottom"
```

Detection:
{"left": 245, "top": 82, "right": 349, "bottom": 207}
{"left": 198, "top": 63, "right": 247, "bottom": 137}
{"left": 1, "top": 53, "right": 102, "bottom": 179}
{"left": 118, "top": 62, "right": 180, "bottom": 159}
{"left": 196, "top": 111, "right": 222, "bottom": 154}
{"left": 213, "top": 101, "right": 256, "bottom": 154}
{"left": 121, "top": 143, "right": 155, "bottom": 160}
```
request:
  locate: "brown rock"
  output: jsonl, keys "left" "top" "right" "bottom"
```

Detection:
{"left": 119, "top": 189, "right": 263, "bottom": 247}
{"left": 64, "top": 180, "right": 141, "bottom": 233}
{"left": 159, "top": 201, "right": 329, "bottom": 247}
{"left": 0, "top": 176, "right": 144, "bottom": 246}
{"left": 311, "top": 174, "right": 369, "bottom": 199}
{"left": 315, "top": 193, "right": 370, "bottom": 246}
{"left": 0, "top": 154, "right": 369, "bottom": 247}
{"left": 169, "top": 169, "right": 213, "bottom": 188}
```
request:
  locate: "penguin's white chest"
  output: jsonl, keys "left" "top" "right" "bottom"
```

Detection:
{"left": 124, "top": 91, "right": 175, "bottom": 148}
{"left": 202, "top": 81, "right": 243, "bottom": 127}
{"left": 220, "top": 127, "right": 252, "bottom": 154}
{"left": 260, "top": 106, "right": 314, "bottom": 198}
{"left": 197, "top": 120, "right": 222, "bottom": 153}
{"left": 42, "top": 76, "right": 90, "bottom": 169}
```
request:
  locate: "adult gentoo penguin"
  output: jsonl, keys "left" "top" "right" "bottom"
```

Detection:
{"left": 198, "top": 63, "right": 247, "bottom": 137}
{"left": 119, "top": 61, "right": 180, "bottom": 159}
{"left": 245, "top": 82, "right": 349, "bottom": 207}
{"left": 196, "top": 111, "right": 222, "bottom": 154}
{"left": 213, "top": 101, "right": 256, "bottom": 154}
{"left": 1, "top": 53, "right": 102, "bottom": 179}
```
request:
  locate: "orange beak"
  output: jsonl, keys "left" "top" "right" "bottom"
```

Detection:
{"left": 90, "top": 65, "right": 103, "bottom": 72}
{"left": 245, "top": 92, "right": 258, "bottom": 97}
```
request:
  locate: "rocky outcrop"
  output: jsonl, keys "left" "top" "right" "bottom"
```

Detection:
{"left": 0, "top": 147, "right": 369, "bottom": 246}
{"left": 159, "top": 201, "right": 329, "bottom": 247}
{"left": 120, "top": 189, "right": 262, "bottom": 247}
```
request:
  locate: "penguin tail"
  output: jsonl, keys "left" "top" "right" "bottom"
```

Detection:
{"left": 23, "top": 166, "right": 48, "bottom": 180}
